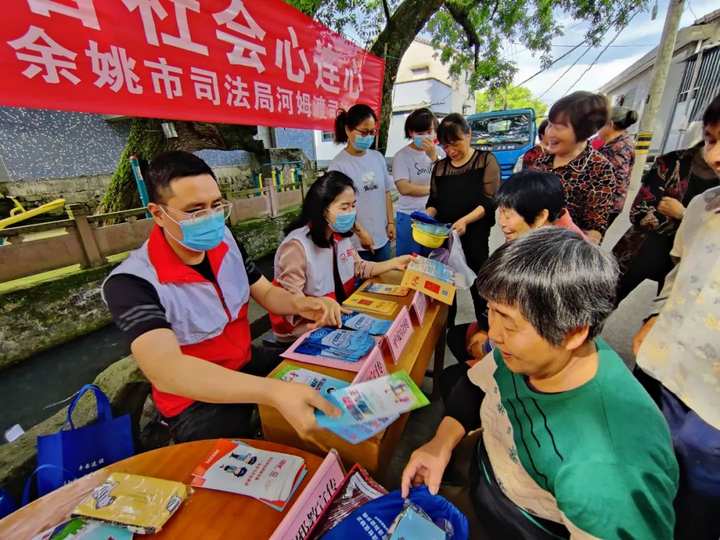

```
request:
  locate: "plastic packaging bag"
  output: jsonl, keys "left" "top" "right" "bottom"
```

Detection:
{"left": 447, "top": 231, "right": 476, "bottom": 289}
{"left": 320, "top": 485, "right": 468, "bottom": 540}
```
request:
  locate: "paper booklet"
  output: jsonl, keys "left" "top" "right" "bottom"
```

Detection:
{"left": 191, "top": 439, "right": 306, "bottom": 511}
{"left": 343, "top": 292, "right": 399, "bottom": 317}
{"left": 316, "top": 371, "right": 429, "bottom": 432}
{"left": 358, "top": 282, "right": 410, "bottom": 297}
{"left": 401, "top": 256, "right": 456, "bottom": 305}
{"left": 273, "top": 364, "right": 398, "bottom": 444}
{"left": 282, "top": 329, "right": 379, "bottom": 372}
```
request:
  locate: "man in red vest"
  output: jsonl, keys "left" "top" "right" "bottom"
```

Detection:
{"left": 103, "top": 151, "right": 341, "bottom": 442}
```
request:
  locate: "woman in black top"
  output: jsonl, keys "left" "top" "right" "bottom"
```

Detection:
{"left": 427, "top": 114, "right": 500, "bottom": 324}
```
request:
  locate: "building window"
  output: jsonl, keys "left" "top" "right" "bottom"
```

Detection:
{"left": 410, "top": 65, "right": 430, "bottom": 77}
{"left": 321, "top": 131, "right": 334, "bottom": 142}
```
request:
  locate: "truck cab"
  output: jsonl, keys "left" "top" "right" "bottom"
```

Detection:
{"left": 465, "top": 108, "right": 537, "bottom": 180}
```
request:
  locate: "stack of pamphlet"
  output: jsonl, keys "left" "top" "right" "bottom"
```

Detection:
{"left": 191, "top": 440, "right": 307, "bottom": 511}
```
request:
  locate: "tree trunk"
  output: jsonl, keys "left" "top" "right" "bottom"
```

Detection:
{"left": 97, "top": 118, "right": 165, "bottom": 214}
{"left": 370, "top": 0, "right": 446, "bottom": 154}
{"left": 97, "top": 119, "right": 263, "bottom": 214}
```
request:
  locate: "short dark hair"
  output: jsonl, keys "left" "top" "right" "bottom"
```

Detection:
{"left": 404, "top": 108, "right": 439, "bottom": 138}
{"left": 146, "top": 150, "right": 216, "bottom": 203}
{"left": 334, "top": 104, "right": 377, "bottom": 143}
{"left": 496, "top": 171, "right": 566, "bottom": 224}
{"left": 285, "top": 171, "right": 356, "bottom": 247}
{"left": 437, "top": 113, "right": 471, "bottom": 145}
{"left": 548, "top": 91, "right": 608, "bottom": 142}
{"left": 609, "top": 106, "right": 638, "bottom": 130}
{"left": 703, "top": 93, "right": 720, "bottom": 127}
{"left": 476, "top": 227, "right": 618, "bottom": 346}
{"left": 537, "top": 119, "right": 549, "bottom": 139}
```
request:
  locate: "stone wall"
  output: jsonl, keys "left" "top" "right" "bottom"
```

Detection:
{"left": 0, "top": 265, "right": 115, "bottom": 370}
{"left": 0, "top": 164, "right": 258, "bottom": 212}
{"left": 0, "top": 153, "right": 312, "bottom": 212}
{"left": 0, "top": 356, "right": 150, "bottom": 500}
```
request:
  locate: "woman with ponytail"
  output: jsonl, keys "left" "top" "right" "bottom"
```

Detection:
{"left": 596, "top": 106, "right": 639, "bottom": 226}
{"left": 269, "top": 171, "right": 411, "bottom": 340}
{"left": 328, "top": 104, "right": 396, "bottom": 262}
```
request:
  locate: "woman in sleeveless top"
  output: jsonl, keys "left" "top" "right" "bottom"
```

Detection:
{"left": 271, "top": 171, "right": 411, "bottom": 340}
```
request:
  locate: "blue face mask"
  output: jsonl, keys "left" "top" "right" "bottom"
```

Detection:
{"left": 352, "top": 134, "right": 375, "bottom": 151}
{"left": 331, "top": 211, "right": 356, "bottom": 233}
{"left": 413, "top": 135, "right": 428, "bottom": 148}
{"left": 163, "top": 208, "right": 226, "bottom": 252}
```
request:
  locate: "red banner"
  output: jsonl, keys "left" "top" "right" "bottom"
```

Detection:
{"left": 1, "top": 1, "right": 385, "bottom": 130}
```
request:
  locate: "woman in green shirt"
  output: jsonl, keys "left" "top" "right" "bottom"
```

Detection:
{"left": 402, "top": 228, "right": 678, "bottom": 539}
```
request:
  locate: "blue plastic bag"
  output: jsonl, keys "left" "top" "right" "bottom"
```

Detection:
{"left": 0, "top": 488, "right": 17, "bottom": 519}
{"left": 35, "top": 384, "right": 134, "bottom": 496}
{"left": 320, "top": 486, "right": 469, "bottom": 540}
{"left": 296, "top": 328, "right": 375, "bottom": 361}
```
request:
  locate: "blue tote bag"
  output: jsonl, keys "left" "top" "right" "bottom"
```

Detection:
{"left": 36, "top": 384, "right": 134, "bottom": 496}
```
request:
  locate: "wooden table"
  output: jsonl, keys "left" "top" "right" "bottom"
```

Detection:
{"left": 0, "top": 440, "right": 324, "bottom": 539}
{"left": 259, "top": 270, "right": 449, "bottom": 479}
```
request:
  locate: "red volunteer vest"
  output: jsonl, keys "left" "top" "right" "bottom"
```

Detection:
{"left": 105, "top": 225, "right": 251, "bottom": 417}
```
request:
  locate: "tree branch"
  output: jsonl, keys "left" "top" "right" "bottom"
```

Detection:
{"left": 382, "top": 0, "right": 392, "bottom": 24}
{"left": 444, "top": 1, "right": 482, "bottom": 69}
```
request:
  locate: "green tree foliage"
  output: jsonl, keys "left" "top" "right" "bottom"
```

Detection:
{"left": 475, "top": 85, "right": 548, "bottom": 116}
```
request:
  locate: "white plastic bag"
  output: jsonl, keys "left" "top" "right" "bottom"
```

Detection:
{"left": 447, "top": 231, "right": 476, "bottom": 289}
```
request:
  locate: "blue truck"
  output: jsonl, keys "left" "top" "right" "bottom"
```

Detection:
{"left": 465, "top": 108, "right": 537, "bottom": 180}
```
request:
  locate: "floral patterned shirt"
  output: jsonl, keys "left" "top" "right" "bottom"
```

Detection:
{"left": 529, "top": 145, "right": 617, "bottom": 234}
{"left": 638, "top": 186, "right": 720, "bottom": 429}
{"left": 598, "top": 133, "right": 635, "bottom": 213}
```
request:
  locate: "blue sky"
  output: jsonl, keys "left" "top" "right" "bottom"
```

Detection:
{"left": 511, "top": 0, "right": 719, "bottom": 105}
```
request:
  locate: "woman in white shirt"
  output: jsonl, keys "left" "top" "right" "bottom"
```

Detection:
{"left": 328, "top": 104, "right": 395, "bottom": 262}
{"left": 392, "top": 108, "right": 443, "bottom": 255}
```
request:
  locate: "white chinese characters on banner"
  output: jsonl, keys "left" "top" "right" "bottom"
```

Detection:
{"left": 224, "top": 74, "right": 250, "bottom": 108}
{"left": 276, "top": 87, "right": 293, "bottom": 114}
{"left": 85, "top": 40, "right": 143, "bottom": 94}
{"left": 122, "top": 0, "right": 167, "bottom": 46}
{"left": 214, "top": 0, "right": 267, "bottom": 73}
{"left": 144, "top": 57, "right": 183, "bottom": 99}
{"left": 8, "top": 26, "right": 80, "bottom": 85}
{"left": 162, "top": 0, "right": 209, "bottom": 56}
{"left": 28, "top": 0, "right": 100, "bottom": 30}
{"left": 123, "top": 0, "right": 209, "bottom": 56}
{"left": 7, "top": 0, "right": 380, "bottom": 124}
{"left": 190, "top": 67, "right": 220, "bottom": 105}
{"left": 313, "top": 38, "right": 341, "bottom": 95}
{"left": 343, "top": 57, "right": 364, "bottom": 99}
{"left": 254, "top": 81, "right": 273, "bottom": 112}
{"left": 275, "top": 27, "right": 310, "bottom": 84}
{"left": 296, "top": 92, "right": 311, "bottom": 117}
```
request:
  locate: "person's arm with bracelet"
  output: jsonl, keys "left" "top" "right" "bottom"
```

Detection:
{"left": 385, "top": 191, "right": 395, "bottom": 241}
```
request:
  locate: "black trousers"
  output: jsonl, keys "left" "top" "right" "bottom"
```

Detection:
{"left": 616, "top": 232, "right": 675, "bottom": 306}
{"left": 163, "top": 345, "right": 282, "bottom": 443}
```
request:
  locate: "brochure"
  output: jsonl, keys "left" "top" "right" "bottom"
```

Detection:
{"left": 282, "top": 330, "right": 376, "bottom": 373}
{"left": 316, "top": 371, "right": 429, "bottom": 431}
{"left": 273, "top": 364, "right": 397, "bottom": 445}
{"left": 343, "top": 292, "right": 399, "bottom": 317}
{"left": 401, "top": 256, "right": 456, "bottom": 305}
{"left": 191, "top": 439, "right": 306, "bottom": 511}
{"left": 71, "top": 473, "right": 188, "bottom": 535}
{"left": 341, "top": 311, "right": 392, "bottom": 336}
{"left": 358, "top": 282, "right": 410, "bottom": 297}
{"left": 32, "top": 518, "right": 133, "bottom": 540}
{"left": 294, "top": 327, "right": 376, "bottom": 362}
